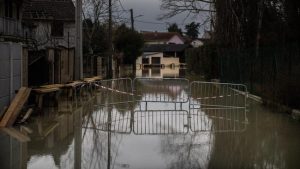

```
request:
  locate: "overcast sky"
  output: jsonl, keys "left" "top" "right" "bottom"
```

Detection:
{"left": 118, "top": 0, "right": 206, "bottom": 33}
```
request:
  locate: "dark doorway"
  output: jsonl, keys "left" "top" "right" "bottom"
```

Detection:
{"left": 28, "top": 51, "right": 49, "bottom": 86}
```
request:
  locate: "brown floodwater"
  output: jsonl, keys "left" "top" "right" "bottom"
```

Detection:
{"left": 0, "top": 68, "right": 300, "bottom": 169}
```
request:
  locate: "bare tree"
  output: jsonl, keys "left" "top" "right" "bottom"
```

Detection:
{"left": 159, "top": 0, "right": 215, "bottom": 19}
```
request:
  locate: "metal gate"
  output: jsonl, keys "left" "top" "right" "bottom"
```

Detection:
{"left": 86, "top": 78, "right": 249, "bottom": 134}
{"left": 189, "top": 81, "right": 248, "bottom": 132}
{"left": 96, "top": 78, "right": 134, "bottom": 105}
{"left": 133, "top": 78, "right": 190, "bottom": 103}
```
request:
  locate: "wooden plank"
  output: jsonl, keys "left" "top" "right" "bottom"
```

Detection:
{"left": 84, "top": 76, "right": 103, "bottom": 83}
{"left": 7, "top": 88, "right": 31, "bottom": 126}
{"left": 64, "top": 81, "right": 84, "bottom": 88}
{"left": 0, "top": 87, "right": 31, "bottom": 127}
{"left": 0, "top": 127, "right": 31, "bottom": 142}
{"left": 33, "top": 87, "right": 60, "bottom": 94}
{"left": 41, "top": 122, "right": 59, "bottom": 137}
{"left": 0, "top": 106, "right": 8, "bottom": 121}
{"left": 41, "top": 84, "right": 65, "bottom": 89}
{"left": 20, "top": 125, "right": 33, "bottom": 134}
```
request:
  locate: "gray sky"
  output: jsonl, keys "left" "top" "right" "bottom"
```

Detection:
{"left": 118, "top": 0, "right": 205, "bottom": 33}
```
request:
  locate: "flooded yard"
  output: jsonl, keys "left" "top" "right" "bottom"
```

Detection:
{"left": 1, "top": 69, "right": 300, "bottom": 169}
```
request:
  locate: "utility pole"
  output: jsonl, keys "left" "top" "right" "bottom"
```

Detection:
{"left": 75, "top": 0, "right": 83, "bottom": 80}
{"left": 107, "top": 0, "right": 113, "bottom": 78}
{"left": 130, "top": 9, "right": 134, "bottom": 30}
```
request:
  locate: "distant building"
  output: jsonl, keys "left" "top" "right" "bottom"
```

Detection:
{"left": 202, "top": 30, "right": 212, "bottom": 39}
{"left": 142, "top": 32, "right": 185, "bottom": 45}
{"left": 136, "top": 44, "right": 189, "bottom": 68}
{"left": 0, "top": 0, "right": 29, "bottom": 112}
{"left": 23, "top": 0, "right": 75, "bottom": 85}
{"left": 190, "top": 39, "right": 204, "bottom": 48}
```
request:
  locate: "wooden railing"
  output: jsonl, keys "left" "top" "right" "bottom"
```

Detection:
{"left": 0, "top": 17, "right": 23, "bottom": 37}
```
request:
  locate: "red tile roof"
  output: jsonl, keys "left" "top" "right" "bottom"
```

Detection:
{"left": 142, "top": 32, "right": 184, "bottom": 43}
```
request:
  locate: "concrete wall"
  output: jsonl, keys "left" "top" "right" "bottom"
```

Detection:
{"left": 0, "top": 42, "right": 22, "bottom": 113}
{"left": 0, "top": 132, "right": 27, "bottom": 169}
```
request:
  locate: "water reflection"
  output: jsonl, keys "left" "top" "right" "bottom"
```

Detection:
{"left": 136, "top": 67, "right": 185, "bottom": 78}
{"left": 1, "top": 76, "right": 300, "bottom": 169}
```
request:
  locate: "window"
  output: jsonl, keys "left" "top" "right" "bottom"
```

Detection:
{"left": 142, "top": 58, "right": 149, "bottom": 64}
{"left": 151, "top": 57, "right": 161, "bottom": 64}
{"left": 51, "top": 21, "right": 64, "bottom": 37}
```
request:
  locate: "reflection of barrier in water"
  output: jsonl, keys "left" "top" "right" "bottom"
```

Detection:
{"left": 190, "top": 108, "right": 248, "bottom": 133}
{"left": 133, "top": 110, "right": 189, "bottom": 135}
{"left": 83, "top": 105, "right": 132, "bottom": 134}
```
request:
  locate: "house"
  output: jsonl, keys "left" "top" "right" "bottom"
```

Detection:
{"left": 190, "top": 38, "right": 211, "bottom": 48}
{"left": 142, "top": 31, "right": 185, "bottom": 45}
{"left": 189, "top": 30, "right": 213, "bottom": 48}
{"left": 0, "top": 0, "right": 29, "bottom": 113}
{"left": 190, "top": 39, "right": 204, "bottom": 48}
{"left": 202, "top": 30, "right": 212, "bottom": 39}
{"left": 136, "top": 44, "right": 189, "bottom": 69}
{"left": 22, "top": 0, "right": 75, "bottom": 85}
{"left": 137, "top": 32, "right": 189, "bottom": 70}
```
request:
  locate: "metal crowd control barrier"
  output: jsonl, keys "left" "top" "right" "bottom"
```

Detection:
{"left": 86, "top": 78, "right": 249, "bottom": 134}
{"left": 189, "top": 81, "right": 247, "bottom": 109}
{"left": 133, "top": 110, "right": 189, "bottom": 135}
{"left": 133, "top": 78, "right": 190, "bottom": 110}
{"left": 95, "top": 78, "right": 134, "bottom": 105}
{"left": 189, "top": 81, "right": 248, "bottom": 132}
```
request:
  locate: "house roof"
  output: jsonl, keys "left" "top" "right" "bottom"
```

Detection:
{"left": 23, "top": 0, "right": 75, "bottom": 21}
{"left": 143, "top": 44, "right": 189, "bottom": 52}
{"left": 142, "top": 32, "right": 185, "bottom": 43}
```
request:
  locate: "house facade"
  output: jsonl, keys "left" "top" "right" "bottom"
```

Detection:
{"left": 0, "top": 0, "right": 25, "bottom": 40}
{"left": 136, "top": 44, "right": 189, "bottom": 69}
{"left": 0, "top": 0, "right": 29, "bottom": 113}
{"left": 137, "top": 32, "right": 189, "bottom": 69}
{"left": 23, "top": 0, "right": 75, "bottom": 85}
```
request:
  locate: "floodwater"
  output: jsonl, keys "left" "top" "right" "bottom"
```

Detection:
{"left": 1, "top": 68, "right": 300, "bottom": 169}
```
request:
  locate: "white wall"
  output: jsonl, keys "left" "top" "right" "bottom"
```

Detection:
{"left": 136, "top": 53, "right": 163, "bottom": 65}
{"left": 136, "top": 52, "right": 180, "bottom": 66}
{"left": 161, "top": 57, "right": 180, "bottom": 66}
{"left": 0, "top": 42, "right": 22, "bottom": 113}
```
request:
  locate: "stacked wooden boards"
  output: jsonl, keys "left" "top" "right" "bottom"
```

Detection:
{"left": 0, "top": 87, "right": 31, "bottom": 127}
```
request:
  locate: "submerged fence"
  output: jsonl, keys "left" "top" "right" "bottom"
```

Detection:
{"left": 83, "top": 78, "right": 248, "bottom": 134}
